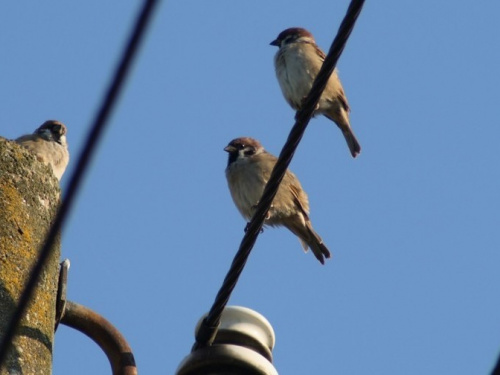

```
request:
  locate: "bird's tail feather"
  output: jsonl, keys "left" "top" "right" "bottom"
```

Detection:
{"left": 343, "top": 129, "right": 361, "bottom": 158}
{"left": 324, "top": 111, "right": 361, "bottom": 158}
{"left": 292, "top": 222, "right": 331, "bottom": 265}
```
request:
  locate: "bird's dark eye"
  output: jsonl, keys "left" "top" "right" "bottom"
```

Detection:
{"left": 244, "top": 147, "right": 255, "bottom": 156}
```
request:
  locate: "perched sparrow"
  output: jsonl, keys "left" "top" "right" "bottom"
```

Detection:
{"left": 271, "top": 27, "right": 361, "bottom": 158}
{"left": 224, "top": 137, "right": 331, "bottom": 264}
{"left": 16, "top": 120, "right": 69, "bottom": 181}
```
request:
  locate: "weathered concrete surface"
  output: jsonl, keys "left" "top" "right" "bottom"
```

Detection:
{"left": 0, "top": 137, "right": 61, "bottom": 375}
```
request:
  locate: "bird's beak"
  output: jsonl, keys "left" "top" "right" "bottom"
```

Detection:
{"left": 224, "top": 145, "right": 236, "bottom": 153}
{"left": 270, "top": 39, "right": 280, "bottom": 47}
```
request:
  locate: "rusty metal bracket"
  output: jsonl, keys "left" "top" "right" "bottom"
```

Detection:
{"left": 55, "top": 259, "right": 70, "bottom": 330}
{"left": 54, "top": 259, "right": 137, "bottom": 374}
{"left": 60, "top": 301, "right": 137, "bottom": 375}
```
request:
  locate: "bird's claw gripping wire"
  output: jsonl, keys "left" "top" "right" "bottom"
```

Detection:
{"left": 245, "top": 222, "right": 264, "bottom": 234}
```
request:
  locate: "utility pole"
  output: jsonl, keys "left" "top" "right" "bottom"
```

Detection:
{"left": 0, "top": 138, "right": 61, "bottom": 375}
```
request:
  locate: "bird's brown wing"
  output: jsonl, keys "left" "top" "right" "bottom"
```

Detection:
{"left": 337, "top": 86, "right": 350, "bottom": 113}
{"left": 311, "top": 42, "right": 351, "bottom": 114}
{"left": 289, "top": 183, "right": 309, "bottom": 221}
{"left": 313, "top": 43, "right": 326, "bottom": 61}
{"left": 16, "top": 136, "right": 47, "bottom": 162}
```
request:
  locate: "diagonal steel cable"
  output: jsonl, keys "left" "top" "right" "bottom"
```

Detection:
{"left": 0, "top": 0, "right": 159, "bottom": 367}
{"left": 194, "top": 0, "right": 366, "bottom": 349}
{"left": 491, "top": 352, "right": 500, "bottom": 375}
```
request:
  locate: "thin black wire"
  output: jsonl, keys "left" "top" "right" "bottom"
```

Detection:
{"left": 491, "top": 352, "right": 500, "bottom": 375}
{"left": 0, "top": 0, "right": 159, "bottom": 367}
{"left": 194, "top": 0, "right": 366, "bottom": 349}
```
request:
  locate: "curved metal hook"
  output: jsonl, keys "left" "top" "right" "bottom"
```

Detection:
{"left": 60, "top": 301, "right": 137, "bottom": 375}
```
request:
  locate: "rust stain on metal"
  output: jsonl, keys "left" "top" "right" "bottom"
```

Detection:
{"left": 61, "top": 301, "right": 137, "bottom": 375}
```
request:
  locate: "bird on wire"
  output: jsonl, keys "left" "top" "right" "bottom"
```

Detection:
{"left": 224, "top": 136, "right": 331, "bottom": 264}
{"left": 271, "top": 27, "right": 361, "bottom": 158}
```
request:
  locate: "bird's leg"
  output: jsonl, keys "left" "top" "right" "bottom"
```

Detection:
{"left": 244, "top": 203, "right": 271, "bottom": 233}
{"left": 302, "top": 96, "right": 320, "bottom": 111}
{"left": 251, "top": 203, "right": 272, "bottom": 220}
{"left": 244, "top": 222, "right": 264, "bottom": 234}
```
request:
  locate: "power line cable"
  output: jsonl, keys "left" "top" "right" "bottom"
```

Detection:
{"left": 193, "top": 0, "right": 366, "bottom": 349}
{"left": 0, "top": 0, "right": 159, "bottom": 367}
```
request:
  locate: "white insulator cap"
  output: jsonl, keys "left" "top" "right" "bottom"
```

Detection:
{"left": 176, "top": 306, "right": 278, "bottom": 375}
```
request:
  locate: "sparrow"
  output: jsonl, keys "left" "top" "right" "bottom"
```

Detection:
{"left": 271, "top": 27, "right": 361, "bottom": 158}
{"left": 16, "top": 120, "right": 70, "bottom": 181}
{"left": 224, "top": 137, "right": 331, "bottom": 264}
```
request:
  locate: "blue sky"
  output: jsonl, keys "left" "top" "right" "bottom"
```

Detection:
{"left": 1, "top": 1, "right": 499, "bottom": 374}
